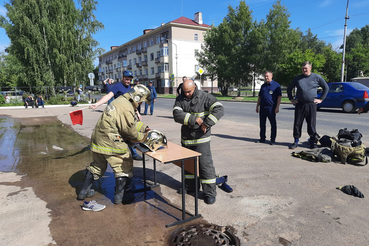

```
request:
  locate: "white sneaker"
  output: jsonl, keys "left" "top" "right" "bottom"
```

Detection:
{"left": 82, "top": 200, "right": 106, "bottom": 212}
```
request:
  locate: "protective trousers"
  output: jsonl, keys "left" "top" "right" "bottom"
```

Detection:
{"left": 259, "top": 107, "right": 277, "bottom": 141}
{"left": 183, "top": 142, "right": 217, "bottom": 198}
{"left": 87, "top": 151, "right": 133, "bottom": 180}
{"left": 293, "top": 102, "right": 317, "bottom": 141}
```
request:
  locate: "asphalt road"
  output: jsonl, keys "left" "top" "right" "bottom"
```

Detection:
{"left": 155, "top": 98, "right": 369, "bottom": 142}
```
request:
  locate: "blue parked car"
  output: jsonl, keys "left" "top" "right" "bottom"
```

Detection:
{"left": 317, "top": 82, "right": 369, "bottom": 113}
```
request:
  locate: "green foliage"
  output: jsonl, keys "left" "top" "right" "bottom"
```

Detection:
{"left": 0, "top": 94, "right": 5, "bottom": 104}
{"left": 0, "top": 0, "right": 103, "bottom": 92}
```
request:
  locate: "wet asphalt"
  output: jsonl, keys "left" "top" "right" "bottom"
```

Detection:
{"left": 1, "top": 102, "right": 369, "bottom": 245}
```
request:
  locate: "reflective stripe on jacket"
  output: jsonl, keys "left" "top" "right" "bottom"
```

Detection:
{"left": 173, "top": 87, "right": 224, "bottom": 146}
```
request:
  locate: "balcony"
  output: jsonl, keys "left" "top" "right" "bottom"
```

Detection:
{"left": 159, "top": 43, "right": 168, "bottom": 48}
{"left": 155, "top": 58, "right": 160, "bottom": 64}
{"left": 142, "top": 60, "right": 148, "bottom": 66}
{"left": 155, "top": 73, "right": 161, "bottom": 78}
{"left": 160, "top": 55, "right": 169, "bottom": 63}
{"left": 136, "top": 62, "right": 142, "bottom": 68}
{"left": 127, "top": 65, "right": 132, "bottom": 70}
{"left": 136, "top": 49, "right": 142, "bottom": 55}
{"left": 141, "top": 47, "right": 147, "bottom": 53}
{"left": 141, "top": 75, "right": 148, "bottom": 80}
{"left": 116, "top": 67, "right": 121, "bottom": 72}
{"left": 118, "top": 54, "right": 127, "bottom": 61}
{"left": 106, "top": 60, "right": 112, "bottom": 65}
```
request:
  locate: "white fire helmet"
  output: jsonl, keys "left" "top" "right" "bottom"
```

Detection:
{"left": 128, "top": 84, "right": 152, "bottom": 106}
{"left": 136, "top": 130, "right": 168, "bottom": 152}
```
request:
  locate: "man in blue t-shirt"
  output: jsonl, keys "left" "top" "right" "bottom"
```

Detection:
{"left": 255, "top": 71, "right": 281, "bottom": 145}
{"left": 90, "top": 71, "right": 144, "bottom": 160}
{"left": 144, "top": 81, "right": 157, "bottom": 115}
{"left": 103, "top": 78, "right": 115, "bottom": 104}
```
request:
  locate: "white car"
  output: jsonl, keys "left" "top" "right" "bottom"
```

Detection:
{"left": 228, "top": 87, "right": 238, "bottom": 92}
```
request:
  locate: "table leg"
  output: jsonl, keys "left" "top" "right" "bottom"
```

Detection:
{"left": 181, "top": 159, "right": 186, "bottom": 221}
{"left": 194, "top": 156, "right": 198, "bottom": 216}
{"left": 153, "top": 159, "right": 157, "bottom": 185}
{"left": 143, "top": 153, "right": 146, "bottom": 200}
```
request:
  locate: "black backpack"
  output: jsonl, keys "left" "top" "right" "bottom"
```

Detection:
{"left": 337, "top": 128, "right": 362, "bottom": 147}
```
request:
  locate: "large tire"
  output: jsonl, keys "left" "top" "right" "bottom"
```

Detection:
{"left": 342, "top": 101, "right": 355, "bottom": 113}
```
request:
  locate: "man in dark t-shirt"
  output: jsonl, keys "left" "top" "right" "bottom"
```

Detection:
{"left": 287, "top": 61, "right": 329, "bottom": 149}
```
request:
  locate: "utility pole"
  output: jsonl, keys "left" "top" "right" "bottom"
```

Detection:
{"left": 341, "top": 0, "right": 350, "bottom": 82}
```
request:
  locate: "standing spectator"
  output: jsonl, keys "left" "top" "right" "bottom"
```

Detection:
{"left": 177, "top": 76, "right": 187, "bottom": 95}
{"left": 255, "top": 71, "right": 281, "bottom": 145}
{"left": 173, "top": 80, "right": 224, "bottom": 205}
{"left": 287, "top": 61, "right": 329, "bottom": 149}
{"left": 36, "top": 95, "right": 45, "bottom": 108}
{"left": 134, "top": 79, "right": 142, "bottom": 114}
{"left": 103, "top": 78, "right": 114, "bottom": 104}
{"left": 77, "top": 86, "right": 82, "bottom": 102}
{"left": 5, "top": 94, "right": 10, "bottom": 103}
{"left": 24, "top": 95, "right": 35, "bottom": 108}
{"left": 90, "top": 71, "right": 144, "bottom": 161}
{"left": 144, "top": 81, "right": 157, "bottom": 115}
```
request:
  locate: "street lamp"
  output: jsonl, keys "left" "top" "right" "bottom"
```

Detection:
{"left": 167, "top": 39, "right": 178, "bottom": 95}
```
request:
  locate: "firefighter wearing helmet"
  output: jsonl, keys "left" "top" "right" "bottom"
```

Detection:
{"left": 78, "top": 84, "right": 152, "bottom": 204}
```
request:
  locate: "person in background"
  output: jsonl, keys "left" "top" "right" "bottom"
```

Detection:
{"left": 287, "top": 61, "right": 329, "bottom": 149}
{"left": 255, "top": 71, "right": 281, "bottom": 145}
{"left": 36, "top": 95, "right": 45, "bottom": 108}
{"left": 24, "top": 95, "right": 34, "bottom": 108}
{"left": 144, "top": 80, "right": 157, "bottom": 115}
{"left": 177, "top": 76, "right": 187, "bottom": 95}
{"left": 77, "top": 86, "right": 82, "bottom": 102}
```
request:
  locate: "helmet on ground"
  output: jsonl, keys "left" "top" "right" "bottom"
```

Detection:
{"left": 136, "top": 130, "right": 167, "bottom": 152}
{"left": 129, "top": 84, "right": 152, "bottom": 106}
{"left": 123, "top": 70, "right": 133, "bottom": 77}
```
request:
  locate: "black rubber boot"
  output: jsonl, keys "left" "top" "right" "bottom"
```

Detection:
{"left": 77, "top": 170, "right": 94, "bottom": 200}
{"left": 114, "top": 177, "right": 127, "bottom": 204}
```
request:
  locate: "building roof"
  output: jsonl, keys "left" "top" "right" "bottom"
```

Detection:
{"left": 170, "top": 16, "right": 211, "bottom": 28}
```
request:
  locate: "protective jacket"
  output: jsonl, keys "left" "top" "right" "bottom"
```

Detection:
{"left": 173, "top": 87, "right": 224, "bottom": 146}
{"left": 90, "top": 94, "right": 147, "bottom": 155}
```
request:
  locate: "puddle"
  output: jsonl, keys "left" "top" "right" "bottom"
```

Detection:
{"left": 0, "top": 116, "right": 202, "bottom": 245}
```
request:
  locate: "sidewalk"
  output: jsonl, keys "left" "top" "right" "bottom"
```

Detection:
{"left": 1, "top": 105, "right": 369, "bottom": 245}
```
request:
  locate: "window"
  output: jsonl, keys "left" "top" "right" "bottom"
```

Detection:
{"left": 134, "top": 70, "right": 137, "bottom": 76}
{"left": 128, "top": 48, "right": 131, "bottom": 54}
{"left": 133, "top": 46, "right": 136, "bottom": 52}
{"left": 143, "top": 41, "right": 147, "bottom": 48}
{"left": 156, "top": 36, "right": 160, "bottom": 44}
{"left": 150, "top": 38, "right": 154, "bottom": 46}
{"left": 139, "top": 70, "right": 142, "bottom": 75}
{"left": 158, "top": 66, "right": 161, "bottom": 73}
{"left": 161, "top": 47, "right": 168, "bottom": 56}
{"left": 195, "top": 49, "right": 199, "bottom": 57}
{"left": 145, "top": 69, "right": 148, "bottom": 75}
{"left": 144, "top": 55, "right": 148, "bottom": 61}
{"left": 329, "top": 84, "right": 344, "bottom": 93}
{"left": 162, "top": 63, "right": 169, "bottom": 72}
{"left": 129, "top": 60, "right": 132, "bottom": 66}
{"left": 122, "top": 60, "right": 127, "bottom": 67}
{"left": 133, "top": 58, "right": 137, "bottom": 65}
{"left": 195, "top": 65, "right": 199, "bottom": 72}
{"left": 157, "top": 51, "right": 160, "bottom": 58}
{"left": 138, "top": 57, "right": 142, "bottom": 63}
{"left": 117, "top": 62, "right": 121, "bottom": 68}
{"left": 194, "top": 33, "right": 198, "bottom": 41}
{"left": 151, "top": 67, "right": 154, "bottom": 74}
{"left": 150, "top": 53, "right": 154, "bottom": 61}
{"left": 138, "top": 44, "right": 141, "bottom": 50}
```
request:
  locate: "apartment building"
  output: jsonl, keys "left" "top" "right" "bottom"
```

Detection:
{"left": 98, "top": 12, "right": 218, "bottom": 94}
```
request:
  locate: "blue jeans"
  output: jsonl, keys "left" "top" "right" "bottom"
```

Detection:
{"left": 144, "top": 100, "right": 154, "bottom": 115}
{"left": 129, "top": 146, "right": 140, "bottom": 157}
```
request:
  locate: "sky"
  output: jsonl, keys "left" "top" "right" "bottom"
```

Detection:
{"left": 0, "top": 0, "right": 368, "bottom": 66}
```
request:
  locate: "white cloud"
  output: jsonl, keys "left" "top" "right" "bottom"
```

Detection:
{"left": 319, "top": 0, "right": 333, "bottom": 8}
{"left": 0, "top": 6, "right": 7, "bottom": 16}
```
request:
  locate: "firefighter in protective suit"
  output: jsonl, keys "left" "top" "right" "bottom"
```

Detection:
{"left": 173, "top": 80, "right": 224, "bottom": 204}
{"left": 77, "top": 84, "right": 152, "bottom": 204}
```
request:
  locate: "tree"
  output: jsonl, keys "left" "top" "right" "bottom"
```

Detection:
{"left": 261, "top": 0, "right": 300, "bottom": 82}
{"left": 279, "top": 49, "right": 326, "bottom": 85}
{"left": 0, "top": 0, "right": 103, "bottom": 93}
{"left": 298, "top": 28, "right": 326, "bottom": 54}
{"left": 321, "top": 45, "right": 341, "bottom": 82}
